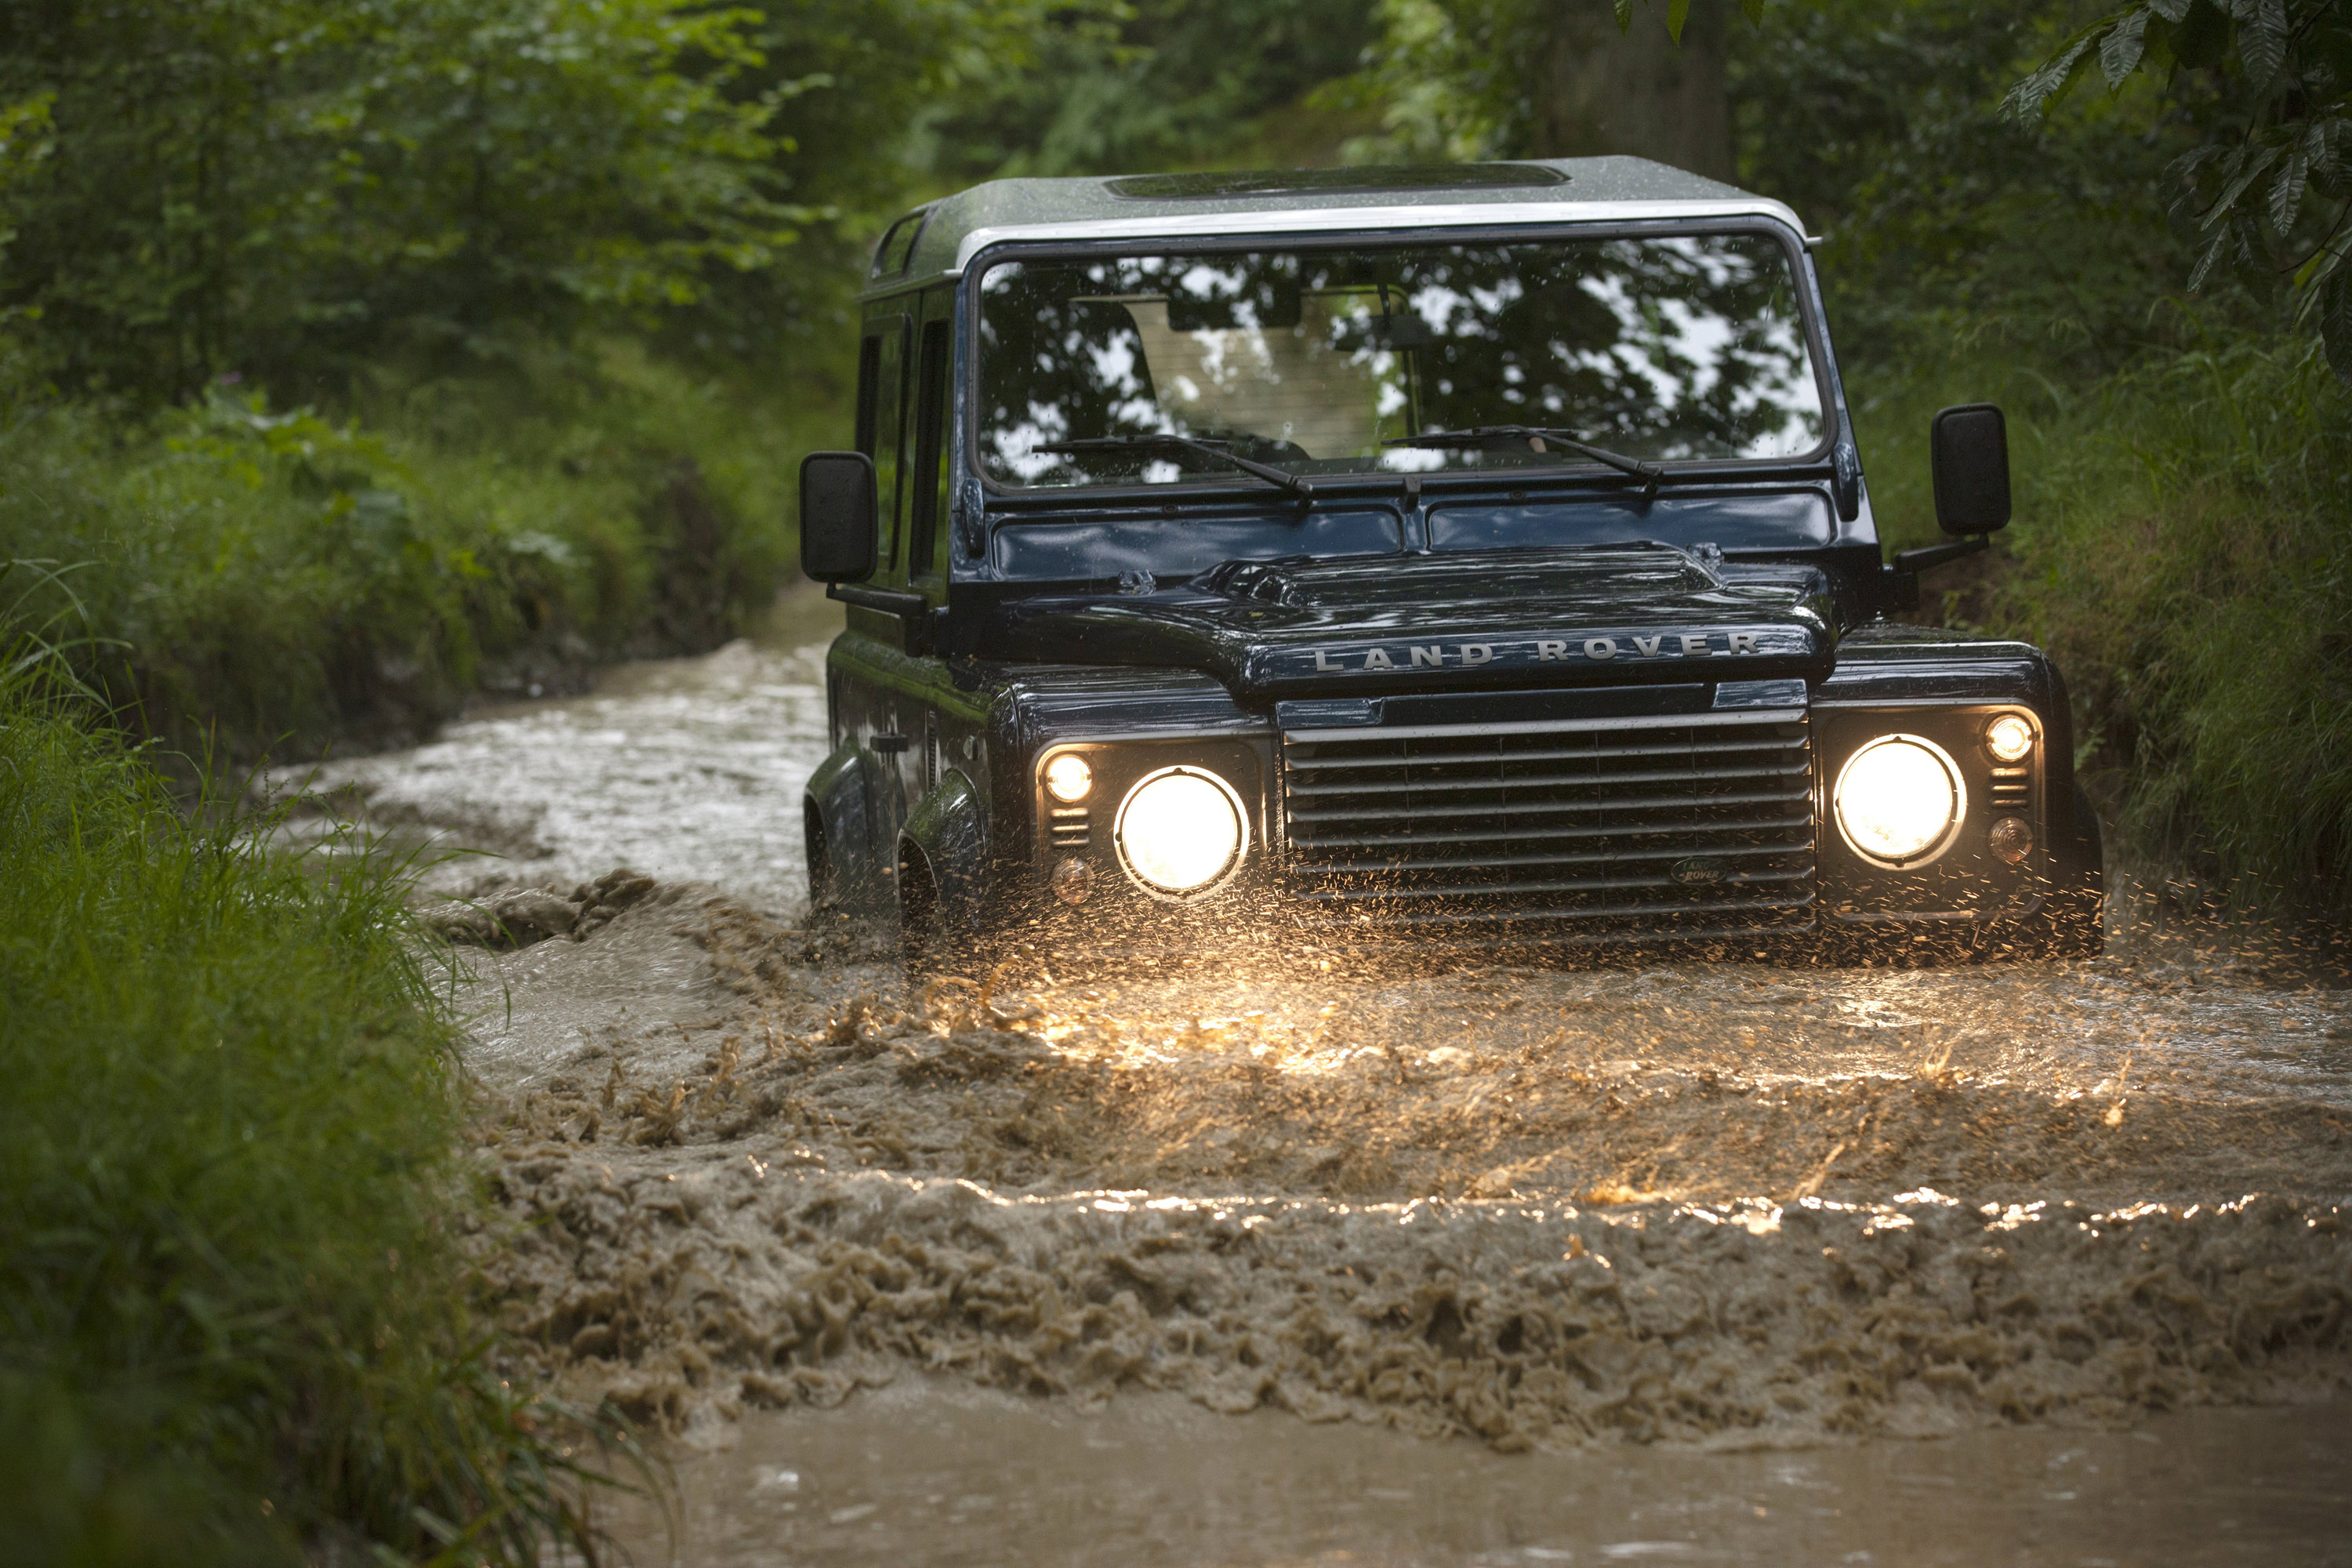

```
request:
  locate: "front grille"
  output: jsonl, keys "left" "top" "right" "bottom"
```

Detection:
{"left": 1279, "top": 705, "right": 1816, "bottom": 941}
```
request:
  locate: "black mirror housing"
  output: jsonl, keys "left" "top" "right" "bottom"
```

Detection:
{"left": 1930, "top": 403, "right": 2012, "bottom": 535}
{"left": 800, "top": 452, "right": 879, "bottom": 583}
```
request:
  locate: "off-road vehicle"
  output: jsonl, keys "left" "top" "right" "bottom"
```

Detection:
{"left": 795, "top": 158, "right": 2103, "bottom": 965}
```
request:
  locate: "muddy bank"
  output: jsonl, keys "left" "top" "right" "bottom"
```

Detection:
{"left": 459, "top": 885, "right": 2352, "bottom": 1450}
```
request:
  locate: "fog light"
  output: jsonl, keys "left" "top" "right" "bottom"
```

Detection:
{"left": 1044, "top": 753, "right": 1093, "bottom": 803}
{"left": 1987, "top": 816, "right": 2034, "bottom": 865}
{"left": 1051, "top": 857, "right": 1092, "bottom": 903}
{"left": 1985, "top": 713, "right": 2035, "bottom": 764}
{"left": 1834, "top": 735, "right": 1964, "bottom": 866}
{"left": 1116, "top": 766, "right": 1247, "bottom": 896}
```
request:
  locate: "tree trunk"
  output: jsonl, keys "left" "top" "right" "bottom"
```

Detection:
{"left": 1529, "top": 0, "right": 1734, "bottom": 182}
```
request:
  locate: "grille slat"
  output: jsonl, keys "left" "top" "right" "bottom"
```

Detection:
{"left": 1284, "top": 735, "right": 1809, "bottom": 771}
{"left": 1293, "top": 840, "right": 1811, "bottom": 877}
{"left": 1287, "top": 785, "right": 1811, "bottom": 825}
{"left": 1293, "top": 811, "right": 1814, "bottom": 851}
{"left": 1285, "top": 761, "right": 1809, "bottom": 798}
{"left": 1279, "top": 702, "right": 1817, "bottom": 937}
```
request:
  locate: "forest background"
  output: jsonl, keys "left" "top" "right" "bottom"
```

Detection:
{"left": 2, "top": 0, "right": 2346, "bottom": 910}
{"left": 5, "top": 4, "right": 2351, "bottom": 1563}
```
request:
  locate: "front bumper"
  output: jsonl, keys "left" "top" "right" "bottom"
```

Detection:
{"left": 1012, "top": 680, "right": 2068, "bottom": 960}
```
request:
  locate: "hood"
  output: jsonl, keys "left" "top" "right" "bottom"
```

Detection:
{"left": 985, "top": 545, "right": 1836, "bottom": 698}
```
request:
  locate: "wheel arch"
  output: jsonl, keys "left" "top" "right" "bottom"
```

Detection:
{"left": 804, "top": 741, "right": 887, "bottom": 913}
{"left": 898, "top": 768, "right": 990, "bottom": 949}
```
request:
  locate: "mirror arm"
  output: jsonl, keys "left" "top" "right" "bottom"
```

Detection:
{"left": 1893, "top": 535, "right": 1988, "bottom": 575}
{"left": 828, "top": 582, "right": 931, "bottom": 615}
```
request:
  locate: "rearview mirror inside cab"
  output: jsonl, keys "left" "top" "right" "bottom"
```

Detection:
{"left": 799, "top": 452, "right": 879, "bottom": 583}
{"left": 1930, "top": 404, "right": 2012, "bottom": 535}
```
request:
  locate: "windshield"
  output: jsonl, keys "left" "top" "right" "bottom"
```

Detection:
{"left": 975, "top": 234, "right": 1828, "bottom": 492}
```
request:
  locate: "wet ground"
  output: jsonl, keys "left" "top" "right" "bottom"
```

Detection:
{"left": 285, "top": 589, "right": 2352, "bottom": 1565}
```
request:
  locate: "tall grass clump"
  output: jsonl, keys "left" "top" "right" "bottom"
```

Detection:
{"left": 0, "top": 583, "right": 636, "bottom": 1565}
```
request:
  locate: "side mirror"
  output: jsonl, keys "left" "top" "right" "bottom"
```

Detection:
{"left": 799, "top": 452, "right": 879, "bottom": 583}
{"left": 1929, "top": 404, "right": 2012, "bottom": 535}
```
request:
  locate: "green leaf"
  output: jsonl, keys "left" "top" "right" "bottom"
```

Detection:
{"left": 1739, "top": 0, "right": 1766, "bottom": 22}
{"left": 2101, "top": 7, "right": 2152, "bottom": 86}
{"left": 1667, "top": 0, "right": 1691, "bottom": 42}
{"left": 2240, "top": 0, "right": 2288, "bottom": 93}
{"left": 2311, "top": 118, "right": 2346, "bottom": 186}
{"left": 2270, "top": 143, "right": 2310, "bottom": 230}
{"left": 2149, "top": 0, "right": 2194, "bottom": 20}
{"left": 2188, "top": 227, "right": 2230, "bottom": 289}
{"left": 2003, "top": 29, "right": 2106, "bottom": 123}
{"left": 1614, "top": 0, "right": 1634, "bottom": 31}
{"left": 2205, "top": 140, "right": 2285, "bottom": 227}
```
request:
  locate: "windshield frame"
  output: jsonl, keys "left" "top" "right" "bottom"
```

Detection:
{"left": 960, "top": 215, "right": 1841, "bottom": 506}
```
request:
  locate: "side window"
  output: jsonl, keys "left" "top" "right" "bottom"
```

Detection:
{"left": 909, "top": 317, "right": 952, "bottom": 582}
{"left": 853, "top": 333, "right": 881, "bottom": 452}
{"left": 857, "top": 316, "right": 909, "bottom": 569}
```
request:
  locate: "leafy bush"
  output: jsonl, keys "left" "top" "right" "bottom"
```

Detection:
{"left": 0, "top": 622, "right": 635, "bottom": 1563}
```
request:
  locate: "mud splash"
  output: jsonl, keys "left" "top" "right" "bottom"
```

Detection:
{"left": 462, "top": 888, "right": 2352, "bottom": 1453}
{"left": 293, "top": 598, "right": 2352, "bottom": 1464}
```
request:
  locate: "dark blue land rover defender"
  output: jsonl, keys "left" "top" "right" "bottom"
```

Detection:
{"left": 796, "top": 159, "right": 2103, "bottom": 966}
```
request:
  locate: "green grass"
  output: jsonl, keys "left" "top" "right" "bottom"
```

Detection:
{"left": 1853, "top": 334, "right": 2352, "bottom": 915}
{"left": 0, "top": 629, "right": 639, "bottom": 1564}
{"left": 0, "top": 336, "right": 845, "bottom": 764}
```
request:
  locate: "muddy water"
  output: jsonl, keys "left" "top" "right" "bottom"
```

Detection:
{"left": 289, "top": 589, "right": 2352, "bottom": 1561}
{"left": 602, "top": 1378, "right": 2352, "bottom": 1566}
{"left": 276, "top": 597, "right": 840, "bottom": 912}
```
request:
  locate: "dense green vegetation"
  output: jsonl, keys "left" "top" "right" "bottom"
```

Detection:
{"left": 0, "top": 349, "right": 815, "bottom": 760}
{"left": 0, "top": 618, "right": 633, "bottom": 1563}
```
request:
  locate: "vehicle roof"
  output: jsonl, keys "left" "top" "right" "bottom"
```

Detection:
{"left": 863, "top": 158, "right": 1809, "bottom": 298}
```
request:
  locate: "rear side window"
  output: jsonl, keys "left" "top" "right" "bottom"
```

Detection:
{"left": 857, "top": 316, "right": 910, "bottom": 568}
{"left": 909, "top": 318, "right": 952, "bottom": 579}
{"left": 870, "top": 207, "right": 931, "bottom": 280}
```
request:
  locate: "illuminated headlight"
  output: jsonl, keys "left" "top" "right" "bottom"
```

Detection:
{"left": 1834, "top": 735, "right": 1965, "bottom": 867}
{"left": 1044, "top": 753, "right": 1092, "bottom": 802}
{"left": 1984, "top": 713, "right": 2035, "bottom": 764}
{"left": 1114, "top": 766, "right": 1247, "bottom": 896}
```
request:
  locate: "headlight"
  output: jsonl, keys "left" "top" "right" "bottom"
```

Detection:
{"left": 1984, "top": 713, "right": 2035, "bottom": 764}
{"left": 1115, "top": 766, "right": 1247, "bottom": 896}
{"left": 1044, "top": 753, "right": 1093, "bottom": 802}
{"left": 1834, "top": 735, "right": 1964, "bottom": 866}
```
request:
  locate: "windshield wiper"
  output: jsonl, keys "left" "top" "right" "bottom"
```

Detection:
{"left": 1033, "top": 434, "right": 1313, "bottom": 498}
{"left": 1383, "top": 425, "right": 1664, "bottom": 499}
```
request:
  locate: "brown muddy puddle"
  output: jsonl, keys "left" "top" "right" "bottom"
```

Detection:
{"left": 280, "top": 587, "right": 2352, "bottom": 1553}
{"left": 600, "top": 1377, "right": 2352, "bottom": 1566}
